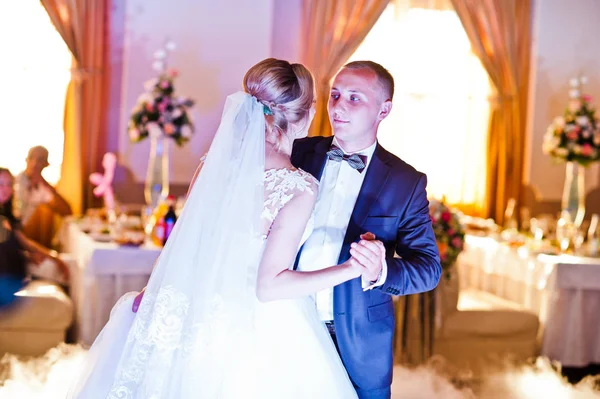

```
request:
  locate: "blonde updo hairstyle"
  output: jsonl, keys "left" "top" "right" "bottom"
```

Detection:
{"left": 243, "top": 58, "right": 315, "bottom": 153}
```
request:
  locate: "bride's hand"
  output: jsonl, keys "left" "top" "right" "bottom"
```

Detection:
{"left": 132, "top": 287, "right": 146, "bottom": 313}
{"left": 343, "top": 257, "right": 365, "bottom": 279}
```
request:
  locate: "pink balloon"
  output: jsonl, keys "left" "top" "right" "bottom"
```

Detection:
{"left": 89, "top": 153, "right": 117, "bottom": 210}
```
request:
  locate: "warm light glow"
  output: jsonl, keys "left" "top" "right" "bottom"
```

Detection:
{"left": 349, "top": 5, "right": 491, "bottom": 213}
{"left": 0, "top": 2, "right": 72, "bottom": 184}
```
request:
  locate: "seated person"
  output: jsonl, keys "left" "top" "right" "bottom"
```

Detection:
{"left": 13, "top": 146, "right": 72, "bottom": 246}
{"left": 0, "top": 168, "right": 69, "bottom": 307}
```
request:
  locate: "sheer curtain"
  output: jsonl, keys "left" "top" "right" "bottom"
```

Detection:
{"left": 349, "top": 0, "right": 491, "bottom": 214}
{"left": 301, "top": 0, "right": 389, "bottom": 138}
{"left": 450, "top": 0, "right": 532, "bottom": 225}
{"left": 0, "top": 1, "right": 71, "bottom": 184}
{"left": 42, "top": 0, "right": 111, "bottom": 214}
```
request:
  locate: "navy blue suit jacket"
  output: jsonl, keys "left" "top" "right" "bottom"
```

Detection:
{"left": 291, "top": 136, "right": 441, "bottom": 399}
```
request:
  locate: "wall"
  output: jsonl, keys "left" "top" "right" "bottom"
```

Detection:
{"left": 524, "top": 0, "right": 600, "bottom": 217}
{"left": 109, "top": 0, "right": 600, "bottom": 216}
{"left": 108, "top": 0, "right": 276, "bottom": 202}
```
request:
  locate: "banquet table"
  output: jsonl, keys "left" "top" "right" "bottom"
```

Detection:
{"left": 458, "top": 234, "right": 600, "bottom": 367}
{"left": 58, "top": 218, "right": 160, "bottom": 346}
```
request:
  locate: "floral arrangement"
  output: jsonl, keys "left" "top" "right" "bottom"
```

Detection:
{"left": 542, "top": 75, "right": 600, "bottom": 166}
{"left": 429, "top": 199, "right": 465, "bottom": 279}
{"left": 128, "top": 41, "right": 195, "bottom": 147}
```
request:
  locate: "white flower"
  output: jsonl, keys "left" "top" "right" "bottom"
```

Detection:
{"left": 181, "top": 125, "right": 193, "bottom": 138}
{"left": 542, "top": 136, "right": 559, "bottom": 153}
{"left": 569, "top": 78, "right": 579, "bottom": 87}
{"left": 165, "top": 41, "right": 177, "bottom": 51}
{"left": 564, "top": 124, "right": 575, "bottom": 133}
{"left": 147, "top": 122, "right": 162, "bottom": 138}
{"left": 569, "top": 89, "right": 580, "bottom": 99}
{"left": 154, "top": 49, "right": 167, "bottom": 59}
{"left": 581, "top": 76, "right": 589, "bottom": 84}
{"left": 576, "top": 116, "right": 589, "bottom": 126}
{"left": 138, "top": 93, "right": 154, "bottom": 104}
{"left": 152, "top": 61, "right": 164, "bottom": 72}
{"left": 555, "top": 148, "right": 569, "bottom": 157}
{"left": 143, "top": 78, "right": 158, "bottom": 91}
{"left": 554, "top": 116, "right": 566, "bottom": 128}
{"left": 171, "top": 108, "right": 183, "bottom": 118}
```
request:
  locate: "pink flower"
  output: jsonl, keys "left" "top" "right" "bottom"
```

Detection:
{"left": 451, "top": 236, "right": 463, "bottom": 249}
{"left": 167, "top": 68, "right": 179, "bottom": 78}
{"left": 567, "top": 129, "right": 579, "bottom": 140}
{"left": 160, "top": 80, "right": 170, "bottom": 89}
{"left": 441, "top": 212, "right": 451, "bottom": 223}
{"left": 158, "top": 101, "right": 169, "bottom": 113}
{"left": 583, "top": 94, "right": 593, "bottom": 103}
{"left": 145, "top": 103, "right": 154, "bottom": 112}
{"left": 447, "top": 229, "right": 455, "bottom": 236}
{"left": 582, "top": 144, "right": 593, "bottom": 156}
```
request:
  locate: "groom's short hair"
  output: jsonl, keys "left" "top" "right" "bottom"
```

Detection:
{"left": 342, "top": 60, "right": 394, "bottom": 102}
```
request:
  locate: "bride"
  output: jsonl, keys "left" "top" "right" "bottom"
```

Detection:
{"left": 68, "top": 58, "right": 366, "bottom": 398}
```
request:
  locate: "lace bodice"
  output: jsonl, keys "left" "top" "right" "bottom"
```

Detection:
{"left": 261, "top": 168, "right": 318, "bottom": 242}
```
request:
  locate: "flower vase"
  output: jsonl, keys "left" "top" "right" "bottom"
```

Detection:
{"left": 561, "top": 161, "right": 585, "bottom": 228}
{"left": 144, "top": 135, "right": 170, "bottom": 209}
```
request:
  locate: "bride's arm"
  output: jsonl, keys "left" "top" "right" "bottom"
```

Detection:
{"left": 256, "top": 186, "right": 363, "bottom": 302}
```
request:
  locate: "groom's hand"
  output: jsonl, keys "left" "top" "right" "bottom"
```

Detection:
{"left": 350, "top": 233, "right": 385, "bottom": 282}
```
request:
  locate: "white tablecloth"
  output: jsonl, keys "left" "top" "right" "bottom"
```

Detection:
{"left": 458, "top": 235, "right": 600, "bottom": 367}
{"left": 58, "top": 219, "right": 161, "bottom": 346}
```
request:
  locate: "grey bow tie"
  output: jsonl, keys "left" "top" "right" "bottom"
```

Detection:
{"left": 326, "top": 145, "right": 367, "bottom": 173}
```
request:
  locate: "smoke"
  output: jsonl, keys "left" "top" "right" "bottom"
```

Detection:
{"left": 476, "top": 358, "right": 600, "bottom": 399}
{"left": 0, "top": 345, "right": 598, "bottom": 398}
{"left": 0, "top": 344, "right": 86, "bottom": 399}
{"left": 391, "top": 357, "right": 600, "bottom": 399}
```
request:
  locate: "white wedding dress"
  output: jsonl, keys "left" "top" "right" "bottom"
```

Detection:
{"left": 68, "top": 168, "right": 358, "bottom": 399}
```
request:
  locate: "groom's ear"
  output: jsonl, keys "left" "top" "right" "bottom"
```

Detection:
{"left": 377, "top": 100, "right": 392, "bottom": 121}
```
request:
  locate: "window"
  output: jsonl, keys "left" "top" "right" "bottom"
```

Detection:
{"left": 349, "top": 3, "right": 491, "bottom": 214}
{"left": 0, "top": 2, "right": 72, "bottom": 184}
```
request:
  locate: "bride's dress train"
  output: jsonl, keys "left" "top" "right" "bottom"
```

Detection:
{"left": 71, "top": 288, "right": 356, "bottom": 398}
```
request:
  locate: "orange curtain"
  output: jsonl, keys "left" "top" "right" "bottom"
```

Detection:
{"left": 301, "top": 0, "right": 390, "bottom": 137}
{"left": 41, "top": 0, "right": 110, "bottom": 214}
{"left": 450, "top": 0, "right": 532, "bottom": 225}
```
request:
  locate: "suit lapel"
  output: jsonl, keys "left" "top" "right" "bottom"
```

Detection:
{"left": 339, "top": 144, "right": 392, "bottom": 261}
{"left": 351, "top": 144, "right": 391, "bottom": 226}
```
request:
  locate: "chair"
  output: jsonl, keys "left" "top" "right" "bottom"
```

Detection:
{"left": 433, "top": 267, "right": 540, "bottom": 373}
{"left": 0, "top": 279, "right": 73, "bottom": 357}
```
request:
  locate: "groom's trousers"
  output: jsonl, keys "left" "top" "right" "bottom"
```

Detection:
{"left": 326, "top": 320, "right": 391, "bottom": 399}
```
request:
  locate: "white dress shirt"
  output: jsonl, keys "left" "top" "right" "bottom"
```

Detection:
{"left": 14, "top": 172, "right": 54, "bottom": 224}
{"left": 297, "top": 138, "right": 387, "bottom": 321}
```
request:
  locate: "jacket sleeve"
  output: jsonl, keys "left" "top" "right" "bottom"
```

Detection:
{"left": 376, "top": 174, "right": 441, "bottom": 296}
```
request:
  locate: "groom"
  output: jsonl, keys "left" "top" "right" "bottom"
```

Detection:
{"left": 291, "top": 61, "right": 441, "bottom": 399}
